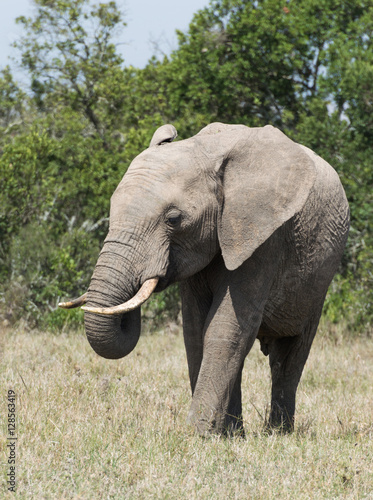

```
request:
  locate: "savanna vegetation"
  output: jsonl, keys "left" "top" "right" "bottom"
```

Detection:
{"left": 0, "top": 0, "right": 372, "bottom": 333}
{"left": 1, "top": 323, "right": 372, "bottom": 498}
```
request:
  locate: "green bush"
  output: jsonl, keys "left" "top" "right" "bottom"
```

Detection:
{"left": 142, "top": 284, "right": 181, "bottom": 328}
{"left": 1, "top": 219, "right": 100, "bottom": 326}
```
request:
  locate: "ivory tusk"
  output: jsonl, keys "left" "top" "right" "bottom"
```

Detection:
{"left": 58, "top": 293, "right": 88, "bottom": 309}
{"left": 81, "top": 278, "right": 159, "bottom": 316}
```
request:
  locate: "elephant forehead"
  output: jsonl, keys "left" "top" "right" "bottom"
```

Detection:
{"left": 128, "top": 140, "right": 200, "bottom": 173}
{"left": 116, "top": 166, "right": 183, "bottom": 198}
{"left": 115, "top": 144, "right": 210, "bottom": 199}
{"left": 110, "top": 175, "right": 182, "bottom": 221}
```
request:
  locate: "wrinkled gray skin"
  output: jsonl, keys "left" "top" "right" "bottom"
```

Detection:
{"left": 84, "top": 123, "right": 350, "bottom": 435}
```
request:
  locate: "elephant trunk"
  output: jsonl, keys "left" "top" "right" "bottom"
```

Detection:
{"left": 84, "top": 308, "right": 141, "bottom": 359}
{"left": 84, "top": 241, "right": 144, "bottom": 359}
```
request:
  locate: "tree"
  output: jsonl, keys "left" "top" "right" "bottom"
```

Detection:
{"left": 0, "top": 0, "right": 131, "bottom": 327}
{"left": 159, "top": 0, "right": 369, "bottom": 132}
{"left": 14, "top": 0, "right": 126, "bottom": 145}
{"left": 0, "top": 67, "right": 27, "bottom": 133}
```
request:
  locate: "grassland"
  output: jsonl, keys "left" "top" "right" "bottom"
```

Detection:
{"left": 1, "top": 322, "right": 372, "bottom": 499}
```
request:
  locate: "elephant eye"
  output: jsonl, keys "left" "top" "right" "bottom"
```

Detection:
{"left": 166, "top": 212, "right": 182, "bottom": 227}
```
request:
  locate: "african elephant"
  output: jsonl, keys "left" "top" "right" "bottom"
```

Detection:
{"left": 60, "top": 123, "right": 350, "bottom": 436}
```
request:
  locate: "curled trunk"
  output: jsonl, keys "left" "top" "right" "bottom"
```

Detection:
{"left": 84, "top": 307, "right": 141, "bottom": 359}
{"left": 84, "top": 241, "right": 142, "bottom": 359}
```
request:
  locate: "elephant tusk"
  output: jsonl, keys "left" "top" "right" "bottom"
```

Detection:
{"left": 58, "top": 293, "right": 88, "bottom": 309}
{"left": 81, "top": 278, "right": 159, "bottom": 316}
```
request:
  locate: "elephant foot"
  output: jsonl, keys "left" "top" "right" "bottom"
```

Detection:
{"left": 187, "top": 411, "right": 222, "bottom": 437}
{"left": 266, "top": 403, "right": 294, "bottom": 433}
{"left": 224, "top": 414, "right": 246, "bottom": 438}
{"left": 187, "top": 409, "right": 245, "bottom": 438}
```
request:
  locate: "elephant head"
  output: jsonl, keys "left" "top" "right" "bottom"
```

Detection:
{"left": 60, "top": 123, "right": 315, "bottom": 360}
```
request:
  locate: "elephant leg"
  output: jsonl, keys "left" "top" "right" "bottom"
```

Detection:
{"left": 182, "top": 275, "right": 247, "bottom": 436}
{"left": 267, "top": 321, "right": 318, "bottom": 432}
{"left": 180, "top": 274, "right": 213, "bottom": 393}
{"left": 187, "top": 280, "right": 265, "bottom": 436}
{"left": 182, "top": 275, "right": 246, "bottom": 436}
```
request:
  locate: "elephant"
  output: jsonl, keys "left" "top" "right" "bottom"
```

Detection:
{"left": 59, "top": 122, "right": 350, "bottom": 436}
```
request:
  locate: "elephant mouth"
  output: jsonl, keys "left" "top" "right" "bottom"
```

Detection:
{"left": 154, "top": 276, "right": 171, "bottom": 293}
{"left": 154, "top": 259, "right": 181, "bottom": 292}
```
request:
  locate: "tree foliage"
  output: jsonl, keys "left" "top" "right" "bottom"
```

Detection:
{"left": 0, "top": 0, "right": 372, "bottom": 332}
{"left": 15, "top": 0, "right": 125, "bottom": 143}
{"left": 0, "top": 67, "right": 27, "bottom": 131}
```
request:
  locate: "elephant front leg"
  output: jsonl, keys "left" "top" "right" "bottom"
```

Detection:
{"left": 187, "top": 289, "right": 260, "bottom": 436}
{"left": 182, "top": 277, "right": 247, "bottom": 436}
{"left": 188, "top": 325, "right": 255, "bottom": 436}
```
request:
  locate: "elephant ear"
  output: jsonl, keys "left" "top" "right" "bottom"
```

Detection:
{"left": 217, "top": 125, "right": 316, "bottom": 270}
{"left": 150, "top": 124, "right": 178, "bottom": 147}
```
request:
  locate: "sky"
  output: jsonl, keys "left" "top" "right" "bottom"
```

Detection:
{"left": 0, "top": 0, "right": 210, "bottom": 75}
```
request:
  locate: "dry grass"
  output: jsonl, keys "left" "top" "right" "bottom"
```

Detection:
{"left": 1, "top": 322, "right": 372, "bottom": 499}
